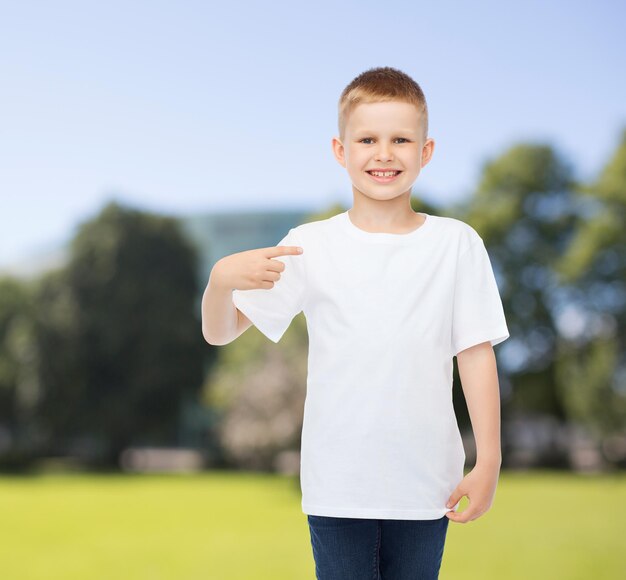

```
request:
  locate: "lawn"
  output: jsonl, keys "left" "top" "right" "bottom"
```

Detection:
{"left": 0, "top": 469, "right": 624, "bottom": 579}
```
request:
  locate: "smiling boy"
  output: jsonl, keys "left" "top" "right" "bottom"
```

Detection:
{"left": 202, "top": 66, "right": 509, "bottom": 579}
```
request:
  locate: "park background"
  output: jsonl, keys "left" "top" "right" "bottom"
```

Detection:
{"left": 1, "top": 1, "right": 624, "bottom": 578}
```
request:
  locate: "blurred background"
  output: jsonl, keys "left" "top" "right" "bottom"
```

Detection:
{"left": 1, "top": 1, "right": 625, "bottom": 578}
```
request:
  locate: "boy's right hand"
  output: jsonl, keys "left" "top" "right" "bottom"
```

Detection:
{"left": 213, "top": 245, "right": 303, "bottom": 291}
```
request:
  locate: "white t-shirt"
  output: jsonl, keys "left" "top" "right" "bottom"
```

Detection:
{"left": 232, "top": 210, "right": 509, "bottom": 520}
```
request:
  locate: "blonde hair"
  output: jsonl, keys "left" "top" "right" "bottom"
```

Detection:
{"left": 338, "top": 66, "right": 428, "bottom": 143}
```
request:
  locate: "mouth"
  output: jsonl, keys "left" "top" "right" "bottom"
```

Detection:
{"left": 366, "top": 170, "right": 403, "bottom": 183}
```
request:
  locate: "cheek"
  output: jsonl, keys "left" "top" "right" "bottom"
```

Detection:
{"left": 344, "top": 156, "right": 362, "bottom": 172}
{"left": 347, "top": 151, "right": 369, "bottom": 170}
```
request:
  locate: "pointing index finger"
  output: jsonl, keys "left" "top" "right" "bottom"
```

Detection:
{"left": 266, "top": 245, "right": 303, "bottom": 258}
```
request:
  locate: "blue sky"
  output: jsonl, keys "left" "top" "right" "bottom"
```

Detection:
{"left": 1, "top": 0, "right": 624, "bottom": 267}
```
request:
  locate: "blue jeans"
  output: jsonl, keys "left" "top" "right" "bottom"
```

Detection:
{"left": 307, "top": 514, "right": 449, "bottom": 580}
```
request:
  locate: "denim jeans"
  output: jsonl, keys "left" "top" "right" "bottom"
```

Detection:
{"left": 307, "top": 514, "right": 449, "bottom": 580}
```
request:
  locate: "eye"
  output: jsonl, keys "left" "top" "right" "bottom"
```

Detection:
{"left": 359, "top": 138, "right": 411, "bottom": 144}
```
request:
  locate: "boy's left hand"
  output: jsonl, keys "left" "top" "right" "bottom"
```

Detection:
{"left": 444, "top": 461, "right": 500, "bottom": 523}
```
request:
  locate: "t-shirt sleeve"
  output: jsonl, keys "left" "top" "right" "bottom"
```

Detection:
{"left": 451, "top": 237, "right": 510, "bottom": 357}
{"left": 231, "top": 227, "right": 306, "bottom": 344}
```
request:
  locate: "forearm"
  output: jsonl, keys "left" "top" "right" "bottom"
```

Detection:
{"left": 201, "top": 260, "right": 240, "bottom": 345}
{"left": 456, "top": 342, "right": 502, "bottom": 467}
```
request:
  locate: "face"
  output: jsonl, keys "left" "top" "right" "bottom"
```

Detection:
{"left": 332, "top": 101, "right": 435, "bottom": 204}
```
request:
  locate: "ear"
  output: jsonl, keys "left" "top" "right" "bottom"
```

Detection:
{"left": 421, "top": 137, "right": 435, "bottom": 167}
{"left": 331, "top": 136, "right": 346, "bottom": 168}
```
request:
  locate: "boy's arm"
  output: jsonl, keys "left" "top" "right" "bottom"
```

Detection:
{"left": 445, "top": 340, "right": 502, "bottom": 523}
{"left": 456, "top": 341, "right": 502, "bottom": 467}
{"left": 201, "top": 261, "right": 252, "bottom": 346}
{"left": 201, "top": 242, "right": 303, "bottom": 345}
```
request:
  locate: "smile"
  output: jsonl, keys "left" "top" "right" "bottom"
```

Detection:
{"left": 366, "top": 170, "right": 402, "bottom": 183}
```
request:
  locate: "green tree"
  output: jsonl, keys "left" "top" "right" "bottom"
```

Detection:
{"left": 554, "top": 127, "right": 626, "bottom": 457}
{"left": 452, "top": 143, "right": 578, "bottom": 417}
{"left": 35, "top": 201, "right": 206, "bottom": 467}
{"left": 0, "top": 276, "right": 40, "bottom": 466}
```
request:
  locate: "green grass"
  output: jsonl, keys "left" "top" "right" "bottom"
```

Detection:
{"left": 0, "top": 469, "right": 624, "bottom": 579}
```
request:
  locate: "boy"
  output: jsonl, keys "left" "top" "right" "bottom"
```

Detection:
{"left": 202, "top": 66, "right": 509, "bottom": 579}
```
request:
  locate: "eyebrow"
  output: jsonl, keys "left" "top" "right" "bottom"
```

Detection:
{"left": 353, "top": 128, "right": 417, "bottom": 135}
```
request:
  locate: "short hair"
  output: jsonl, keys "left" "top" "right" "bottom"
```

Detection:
{"left": 338, "top": 66, "right": 428, "bottom": 143}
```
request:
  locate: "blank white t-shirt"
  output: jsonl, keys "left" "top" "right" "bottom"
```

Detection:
{"left": 232, "top": 210, "right": 509, "bottom": 520}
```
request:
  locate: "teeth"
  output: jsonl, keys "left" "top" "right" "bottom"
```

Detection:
{"left": 370, "top": 171, "right": 398, "bottom": 177}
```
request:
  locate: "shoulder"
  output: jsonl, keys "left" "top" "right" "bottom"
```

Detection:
{"left": 430, "top": 214, "right": 483, "bottom": 254}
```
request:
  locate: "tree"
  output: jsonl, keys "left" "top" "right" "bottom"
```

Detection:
{"left": 0, "top": 276, "right": 40, "bottom": 467}
{"left": 554, "top": 127, "right": 626, "bottom": 457}
{"left": 451, "top": 143, "right": 579, "bottom": 417}
{"left": 34, "top": 200, "right": 206, "bottom": 467}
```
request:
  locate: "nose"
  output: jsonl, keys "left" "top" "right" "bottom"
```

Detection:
{"left": 375, "top": 142, "right": 393, "bottom": 162}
